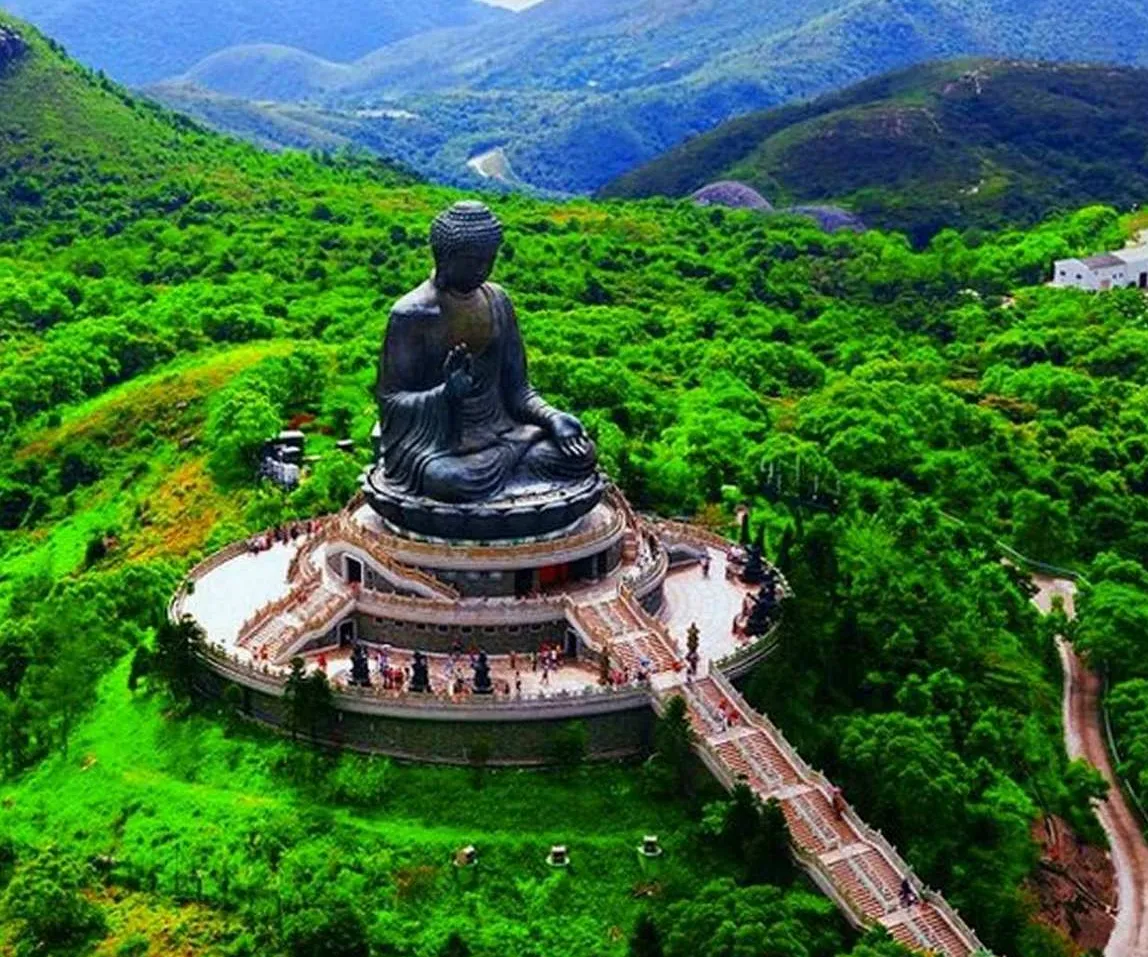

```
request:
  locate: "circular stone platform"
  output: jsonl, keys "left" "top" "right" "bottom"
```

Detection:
{"left": 173, "top": 490, "right": 786, "bottom": 765}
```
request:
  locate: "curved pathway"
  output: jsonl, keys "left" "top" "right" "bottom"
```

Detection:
{"left": 1033, "top": 575, "right": 1148, "bottom": 957}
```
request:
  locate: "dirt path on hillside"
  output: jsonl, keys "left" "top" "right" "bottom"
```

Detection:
{"left": 1033, "top": 574, "right": 1148, "bottom": 956}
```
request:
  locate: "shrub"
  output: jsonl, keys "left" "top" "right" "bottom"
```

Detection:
{"left": 0, "top": 846, "right": 106, "bottom": 954}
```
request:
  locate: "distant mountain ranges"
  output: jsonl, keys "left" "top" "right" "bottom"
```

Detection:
{"left": 604, "top": 59, "right": 1148, "bottom": 245}
{"left": 0, "top": 0, "right": 508, "bottom": 84}
{"left": 5, "top": 0, "right": 1148, "bottom": 222}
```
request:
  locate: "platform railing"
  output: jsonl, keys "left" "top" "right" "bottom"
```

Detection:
{"left": 200, "top": 642, "right": 652, "bottom": 714}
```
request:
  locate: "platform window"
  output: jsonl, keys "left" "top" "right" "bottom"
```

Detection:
{"left": 345, "top": 556, "right": 363, "bottom": 585}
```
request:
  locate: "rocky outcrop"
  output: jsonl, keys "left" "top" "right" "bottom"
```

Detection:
{"left": 691, "top": 181, "right": 773, "bottom": 212}
{"left": 0, "top": 26, "right": 27, "bottom": 70}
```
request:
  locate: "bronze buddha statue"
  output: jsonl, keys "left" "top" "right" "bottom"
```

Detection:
{"left": 363, "top": 202, "right": 603, "bottom": 539}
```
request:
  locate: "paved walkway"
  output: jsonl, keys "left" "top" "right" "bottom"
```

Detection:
{"left": 183, "top": 540, "right": 299, "bottom": 645}
{"left": 661, "top": 549, "right": 756, "bottom": 667}
{"left": 1033, "top": 575, "right": 1148, "bottom": 957}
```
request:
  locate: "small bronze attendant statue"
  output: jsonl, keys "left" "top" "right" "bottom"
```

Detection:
{"left": 364, "top": 202, "right": 603, "bottom": 539}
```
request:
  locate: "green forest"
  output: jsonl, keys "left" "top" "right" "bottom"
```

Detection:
{"left": 1, "top": 11, "right": 1147, "bottom": 957}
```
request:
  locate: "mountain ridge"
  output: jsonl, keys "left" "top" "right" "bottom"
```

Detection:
{"left": 599, "top": 58, "right": 1148, "bottom": 244}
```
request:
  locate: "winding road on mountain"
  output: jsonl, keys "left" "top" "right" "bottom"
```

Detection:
{"left": 1032, "top": 574, "right": 1148, "bottom": 957}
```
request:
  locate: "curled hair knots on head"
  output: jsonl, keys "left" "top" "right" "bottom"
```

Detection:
{"left": 430, "top": 201, "right": 503, "bottom": 261}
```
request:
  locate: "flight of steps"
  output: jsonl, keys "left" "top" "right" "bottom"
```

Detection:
{"left": 571, "top": 596, "right": 680, "bottom": 674}
{"left": 668, "top": 675, "right": 984, "bottom": 957}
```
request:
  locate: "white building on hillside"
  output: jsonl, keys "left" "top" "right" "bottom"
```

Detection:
{"left": 1053, "top": 246, "right": 1148, "bottom": 291}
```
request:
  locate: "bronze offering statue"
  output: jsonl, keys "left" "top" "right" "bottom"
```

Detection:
{"left": 363, "top": 202, "right": 603, "bottom": 540}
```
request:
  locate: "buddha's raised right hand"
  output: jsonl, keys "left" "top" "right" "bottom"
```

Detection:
{"left": 443, "top": 343, "right": 475, "bottom": 402}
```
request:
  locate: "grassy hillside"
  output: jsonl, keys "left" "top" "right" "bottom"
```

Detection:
{"left": 2, "top": 12, "right": 1147, "bottom": 957}
{"left": 140, "top": 0, "right": 1148, "bottom": 194}
{"left": 1, "top": 653, "right": 741, "bottom": 957}
{"left": 0, "top": 12, "right": 417, "bottom": 240}
{"left": 600, "top": 59, "right": 1148, "bottom": 245}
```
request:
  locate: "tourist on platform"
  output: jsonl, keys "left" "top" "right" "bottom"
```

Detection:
{"left": 514, "top": 672, "right": 522, "bottom": 697}
{"left": 509, "top": 650, "right": 518, "bottom": 672}
{"left": 317, "top": 653, "right": 328, "bottom": 673}
{"left": 531, "top": 651, "right": 538, "bottom": 672}
{"left": 899, "top": 878, "right": 917, "bottom": 909}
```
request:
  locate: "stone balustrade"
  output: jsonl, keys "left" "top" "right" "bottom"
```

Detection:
{"left": 327, "top": 513, "right": 461, "bottom": 598}
{"left": 236, "top": 568, "right": 322, "bottom": 648}
{"left": 692, "top": 671, "right": 988, "bottom": 956}
{"left": 200, "top": 643, "right": 652, "bottom": 721}
{"left": 651, "top": 517, "right": 734, "bottom": 553}
{"left": 351, "top": 500, "right": 628, "bottom": 571}
{"left": 356, "top": 589, "right": 569, "bottom": 626}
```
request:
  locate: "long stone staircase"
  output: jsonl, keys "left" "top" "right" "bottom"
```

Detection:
{"left": 564, "top": 583, "right": 987, "bottom": 956}
{"left": 665, "top": 674, "right": 988, "bottom": 957}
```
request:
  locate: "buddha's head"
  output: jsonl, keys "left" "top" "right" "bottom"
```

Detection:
{"left": 430, "top": 201, "right": 503, "bottom": 293}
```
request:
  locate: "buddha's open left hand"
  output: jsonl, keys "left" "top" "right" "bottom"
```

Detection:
{"left": 551, "top": 413, "right": 592, "bottom": 460}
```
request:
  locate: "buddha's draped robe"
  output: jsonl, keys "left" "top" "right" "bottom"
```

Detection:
{"left": 378, "top": 282, "right": 596, "bottom": 504}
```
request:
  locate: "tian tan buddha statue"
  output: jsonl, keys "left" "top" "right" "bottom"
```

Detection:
{"left": 363, "top": 201, "right": 604, "bottom": 540}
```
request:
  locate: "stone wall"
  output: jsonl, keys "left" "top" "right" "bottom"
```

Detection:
{"left": 195, "top": 667, "right": 654, "bottom": 765}
{"left": 354, "top": 611, "right": 571, "bottom": 654}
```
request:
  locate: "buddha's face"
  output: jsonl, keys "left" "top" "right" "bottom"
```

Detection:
{"left": 435, "top": 247, "right": 498, "bottom": 294}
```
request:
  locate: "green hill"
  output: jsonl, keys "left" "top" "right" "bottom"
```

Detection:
{"left": 3, "top": 12, "right": 1148, "bottom": 957}
{"left": 599, "top": 59, "right": 1148, "bottom": 245}
{"left": 0, "top": 13, "right": 416, "bottom": 237}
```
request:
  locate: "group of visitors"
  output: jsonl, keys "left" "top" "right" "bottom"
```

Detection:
{"left": 715, "top": 696, "right": 741, "bottom": 731}
{"left": 291, "top": 637, "right": 643, "bottom": 700}
{"left": 372, "top": 646, "right": 409, "bottom": 690}
{"left": 247, "top": 519, "right": 322, "bottom": 554}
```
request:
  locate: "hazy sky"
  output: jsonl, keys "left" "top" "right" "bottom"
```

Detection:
{"left": 478, "top": 0, "right": 546, "bottom": 9}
